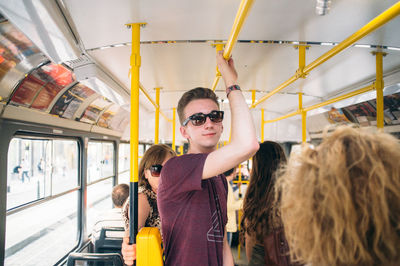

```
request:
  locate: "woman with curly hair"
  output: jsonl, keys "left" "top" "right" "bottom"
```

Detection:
{"left": 277, "top": 126, "right": 400, "bottom": 265}
{"left": 241, "top": 141, "right": 291, "bottom": 265}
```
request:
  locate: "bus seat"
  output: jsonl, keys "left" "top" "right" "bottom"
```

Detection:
{"left": 66, "top": 252, "right": 123, "bottom": 266}
{"left": 94, "top": 227, "right": 124, "bottom": 254}
{"left": 137, "top": 227, "right": 163, "bottom": 266}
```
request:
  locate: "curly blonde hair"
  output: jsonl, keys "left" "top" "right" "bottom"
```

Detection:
{"left": 276, "top": 126, "right": 400, "bottom": 265}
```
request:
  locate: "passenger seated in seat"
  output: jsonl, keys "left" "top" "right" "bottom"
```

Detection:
{"left": 277, "top": 126, "right": 400, "bottom": 265}
{"left": 121, "top": 144, "right": 176, "bottom": 265}
{"left": 91, "top": 183, "right": 129, "bottom": 243}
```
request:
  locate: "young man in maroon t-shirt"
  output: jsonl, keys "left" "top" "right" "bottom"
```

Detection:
{"left": 159, "top": 52, "right": 258, "bottom": 266}
{"left": 122, "top": 52, "right": 259, "bottom": 265}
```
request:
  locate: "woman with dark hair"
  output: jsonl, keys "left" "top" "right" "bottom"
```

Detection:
{"left": 241, "top": 141, "right": 289, "bottom": 265}
{"left": 121, "top": 144, "right": 176, "bottom": 265}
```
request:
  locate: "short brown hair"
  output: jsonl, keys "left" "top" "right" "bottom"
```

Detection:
{"left": 112, "top": 183, "right": 129, "bottom": 207}
{"left": 139, "top": 144, "right": 176, "bottom": 190}
{"left": 177, "top": 87, "right": 219, "bottom": 124}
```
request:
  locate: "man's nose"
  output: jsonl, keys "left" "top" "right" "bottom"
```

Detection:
{"left": 203, "top": 116, "right": 214, "bottom": 128}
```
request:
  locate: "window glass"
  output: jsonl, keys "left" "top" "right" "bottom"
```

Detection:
{"left": 118, "top": 143, "right": 130, "bottom": 184}
{"left": 86, "top": 178, "right": 113, "bottom": 235}
{"left": 7, "top": 138, "right": 78, "bottom": 210}
{"left": 118, "top": 143, "right": 130, "bottom": 173}
{"left": 5, "top": 191, "right": 78, "bottom": 265}
{"left": 87, "top": 142, "right": 114, "bottom": 183}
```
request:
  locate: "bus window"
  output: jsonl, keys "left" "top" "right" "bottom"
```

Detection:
{"left": 87, "top": 142, "right": 114, "bottom": 183}
{"left": 117, "top": 143, "right": 145, "bottom": 184}
{"left": 7, "top": 138, "right": 79, "bottom": 209}
{"left": 118, "top": 143, "right": 130, "bottom": 184}
{"left": 6, "top": 137, "right": 79, "bottom": 265}
{"left": 86, "top": 141, "right": 115, "bottom": 236}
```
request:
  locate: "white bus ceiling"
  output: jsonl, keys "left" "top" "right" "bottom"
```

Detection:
{"left": 0, "top": 0, "right": 400, "bottom": 143}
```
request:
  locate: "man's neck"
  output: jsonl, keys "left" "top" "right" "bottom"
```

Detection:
{"left": 188, "top": 145, "right": 217, "bottom": 154}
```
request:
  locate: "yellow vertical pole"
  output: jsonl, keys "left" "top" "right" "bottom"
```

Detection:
{"left": 237, "top": 164, "right": 242, "bottom": 259}
{"left": 261, "top": 108, "right": 264, "bottom": 142}
{"left": 374, "top": 51, "right": 385, "bottom": 131}
{"left": 155, "top": 87, "right": 160, "bottom": 144}
{"left": 299, "top": 93, "right": 307, "bottom": 143}
{"left": 302, "top": 111, "right": 307, "bottom": 143}
{"left": 299, "top": 45, "right": 306, "bottom": 72}
{"left": 172, "top": 107, "right": 176, "bottom": 151}
{"left": 211, "top": 43, "right": 225, "bottom": 91}
{"left": 238, "top": 209, "right": 242, "bottom": 259}
{"left": 251, "top": 90, "right": 256, "bottom": 105}
{"left": 127, "top": 22, "right": 145, "bottom": 245}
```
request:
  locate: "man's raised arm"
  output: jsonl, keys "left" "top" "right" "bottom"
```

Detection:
{"left": 203, "top": 52, "right": 259, "bottom": 179}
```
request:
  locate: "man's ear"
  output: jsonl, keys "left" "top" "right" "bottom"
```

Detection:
{"left": 180, "top": 126, "right": 190, "bottom": 140}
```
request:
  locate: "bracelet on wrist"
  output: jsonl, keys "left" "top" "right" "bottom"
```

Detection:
{"left": 226, "top": 85, "right": 241, "bottom": 97}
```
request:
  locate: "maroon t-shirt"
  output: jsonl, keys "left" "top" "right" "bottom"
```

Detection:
{"left": 158, "top": 153, "right": 228, "bottom": 266}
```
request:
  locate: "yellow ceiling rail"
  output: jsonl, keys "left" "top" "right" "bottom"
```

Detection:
{"left": 252, "top": 75, "right": 298, "bottom": 108}
{"left": 304, "top": 2, "right": 400, "bottom": 74}
{"left": 263, "top": 84, "right": 375, "bottom": 124}
{"left": 139, "top": 83, "right": 157, "bottom": 108}
{"left": 211, "top": 0, "right": 254, "bottom": 91}
{"left": 223, "top": 0, "right": 255, "bottom": 59}
{"left": 264, "top": 109, "right": 301, "bottom": 124}
{"left": 160, "top": 111, "right": 173, "bottom": 123}
{"left": 251, "top": 1, "right": 400, "bottom": 108}
{"left": 139, "top": 83, "right": 173, "bottom": 123}
{"left": 303, "top": 84, "right": 374, "bottom": 113}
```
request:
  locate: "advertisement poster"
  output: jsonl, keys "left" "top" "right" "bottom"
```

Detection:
{"left": 50, "top": 84, "right": 96, "bottom": 119}
{"left": 344, "top": 102, "right": 376, "bottom": 126}
{"left": 31, "top": 82, "right": 63, "bottom": 110}
{"left": 40, "top": 63, "right": 75, "bottom": 87}
{"left": 326, "top": 107, "right": 351, "bottom": 124}
{"left": 29, "top": 64, "right": 75, "bottom": 111}
{"left": 97, "top": 104, "right": 119, "bottom": 128}
{"left": 0, "top": 22, "right": 40, "bottom": 82}
{"left": 109, "top": 108, "right": 129, "bottom": 131}
{"left": 370, "top": 92, "right": 400, "bottom": 125}
{"left": 80, "top": 97, "right": 112, "bottom": 124}
{"left": 383, "top": 92, "right": 400, "bottom": 125}
{"left": 10, "top": 74, "right": 45, "bottom": 106}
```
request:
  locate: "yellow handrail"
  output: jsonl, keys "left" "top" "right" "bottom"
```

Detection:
{"left": 127, "top": 22, "right": 145, "bottom": 245}
{"left": 211, "top": 0, "right": 254, "bottom": 91}
{"left": 172, "top": 107, "right": 176, "bottom": 151}
{"left": 303, "top": 84, "right": 374, "bottom": 113}
{"left": 374, "top": 52, "right": 385, "bottom": 131}
{"left": 264, "top": 84, "right": 375, "bottom": 124}
{"left": 139, "top": 83, "right": 173, "bottom": 123}
{"left": 251, "top": 1, "right": 400, "bottom": 108}
{"left": 223, "top": 0, "right": 255, "bottom": 60}
{"left": 155, "top": 87, "right": 160, "bottom": 144}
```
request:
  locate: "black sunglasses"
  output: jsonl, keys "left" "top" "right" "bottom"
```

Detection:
{"left": 149, "top": 164, "right": 162, "bottom": 177}
{"left": 182, "top": 110, "right": 224, "bottom": 126}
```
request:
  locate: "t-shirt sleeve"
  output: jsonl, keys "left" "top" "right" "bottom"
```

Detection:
{"left": 158, "top": 153, "right": 207, "bottom": 198}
